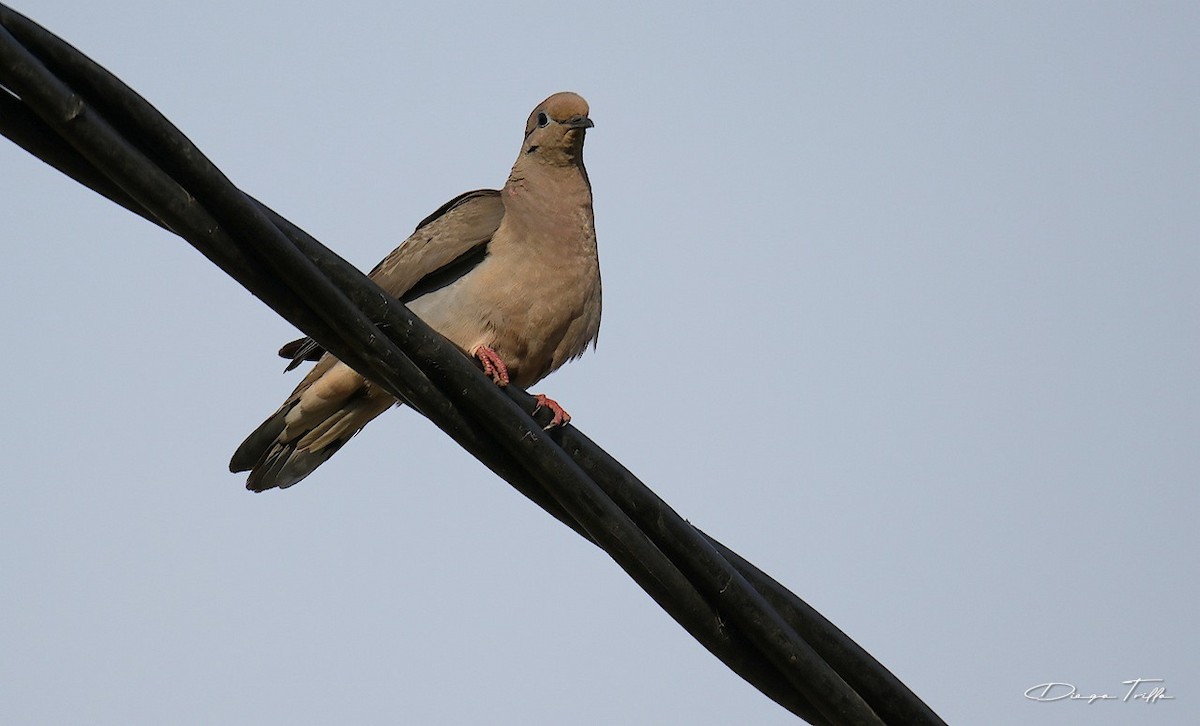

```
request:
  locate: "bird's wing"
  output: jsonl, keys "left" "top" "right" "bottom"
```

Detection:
{"left": 278, "top": 189, "right": 505, "bottom": 370}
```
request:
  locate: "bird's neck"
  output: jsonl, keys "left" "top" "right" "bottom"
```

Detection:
{"left": 498, "top": 160, "right": 595, "bottom": 256}
{"left": 503, "top": 158, "right": 592, "bottom": 211}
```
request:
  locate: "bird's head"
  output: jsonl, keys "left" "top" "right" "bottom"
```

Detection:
{"left": 521, "top": 92, "right": 593, "bottom": 164}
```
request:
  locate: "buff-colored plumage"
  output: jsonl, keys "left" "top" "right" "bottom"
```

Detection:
{"left": 230, "top": 92, "right": 600, "bottom": 491}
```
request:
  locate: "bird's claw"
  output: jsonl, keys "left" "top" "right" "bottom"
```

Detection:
{"left": 534, "top": 393, "right": 571, "bottom": 429}
{"left": 474, "top": 345, "right": 510, "bottom": 386}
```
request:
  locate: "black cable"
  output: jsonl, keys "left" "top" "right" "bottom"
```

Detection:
{"left": 0, "top": 16, "right": 834, "bottom": 723}
{"left": 0, "top": 6, "right": 947, "bottom": 724}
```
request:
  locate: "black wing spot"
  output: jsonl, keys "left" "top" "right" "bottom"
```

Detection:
{"left": 401, "top": 243, "right": 490, "bottom": 303}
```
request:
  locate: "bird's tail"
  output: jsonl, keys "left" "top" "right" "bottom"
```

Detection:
{"left": 229, "top": 396, "right": 390, "bottom": 492}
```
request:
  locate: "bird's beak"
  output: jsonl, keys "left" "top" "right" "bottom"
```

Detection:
{"left": 563, "top": 115, "right": 594, "bottom": 129}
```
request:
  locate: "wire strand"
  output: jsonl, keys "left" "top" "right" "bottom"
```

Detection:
{"left": 0, "top": 6, "right": 946, "bottom": 724}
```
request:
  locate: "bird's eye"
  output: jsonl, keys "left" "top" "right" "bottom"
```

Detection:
{"left": 536, "top": 112, "right": 550, "bottom": 128}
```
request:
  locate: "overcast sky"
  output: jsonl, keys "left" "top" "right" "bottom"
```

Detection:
{"left": 2, "top": 2, "right": 1196, "bottom": 725}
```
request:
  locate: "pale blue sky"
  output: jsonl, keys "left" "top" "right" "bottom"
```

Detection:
{"left": 2, "top": 2, "right": 1196, "bottom": 724}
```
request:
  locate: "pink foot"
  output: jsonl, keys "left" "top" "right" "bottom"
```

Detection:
{"left": 534, "top": 393, "right": 571, "bottom": 429}
{"left": 474, "top": 345, "right": 510, "bottom": 386}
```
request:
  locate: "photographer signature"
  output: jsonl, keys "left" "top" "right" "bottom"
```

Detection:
{"left": 1025, "top": 678, "right": 1174, "bottom": 704}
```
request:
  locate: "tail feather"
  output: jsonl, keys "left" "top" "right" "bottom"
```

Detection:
{"left": 230, "top": 401, "right": 351, "bottom": 492}
{"left": 229, "top": 406, "right": 288, "bottom": 474}
{"left": 230, "top": 393, "right": 393, "bottom": 492}
{"left": 245, "top": 438, "right": 346, "bottom": 492}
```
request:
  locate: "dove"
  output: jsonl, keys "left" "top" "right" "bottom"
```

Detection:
{"left": 230, "top": 92, "right": 601, "bottom": 492}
